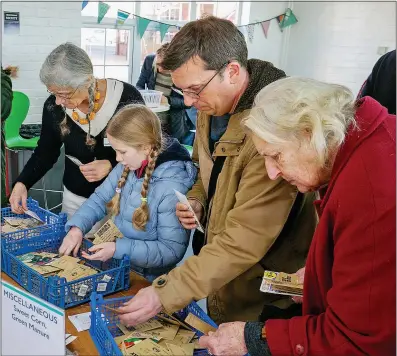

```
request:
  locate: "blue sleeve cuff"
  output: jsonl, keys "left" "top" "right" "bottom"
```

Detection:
{"left": 114, "top": 237, "right": 130, "bottom": 259}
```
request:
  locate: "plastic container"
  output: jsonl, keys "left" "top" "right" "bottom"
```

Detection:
{"left": 1, "top": 197, "right": 67, "bottom": 241}
{"left": 90, "top": 293, "right": 218, "bottom": 356}
{"left": 1, "top": 232, "right": 130, "bottom": 309}
{"left": 139, "top": 90, "right": 162, "bottom": 108}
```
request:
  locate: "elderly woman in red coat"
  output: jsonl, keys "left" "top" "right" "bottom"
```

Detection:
{"left": 199, "top": 77, "right": 396, "bottom": 356}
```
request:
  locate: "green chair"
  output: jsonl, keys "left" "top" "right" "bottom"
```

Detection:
{"left": 183, "top": 144, "right": 193, "bottom": 157}
{"left": 4, "top": 92, "right": 39, "bottom": 149}
{"left": 4, "top": 91, "right": 61, "bottom": 211}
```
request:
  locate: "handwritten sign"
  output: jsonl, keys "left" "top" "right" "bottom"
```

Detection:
{"left": 1, "top": 280, "right": 65, "bottom": 355}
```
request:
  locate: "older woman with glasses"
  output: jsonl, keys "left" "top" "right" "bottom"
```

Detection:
{"left": 10, "top": 43, "right": 143, "bottom": 235}
{"left": 199, "top": 77, "right": 396, "bottom": 356}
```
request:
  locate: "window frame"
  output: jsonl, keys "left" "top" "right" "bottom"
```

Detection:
{"left": 82, "top": 1, "right": 242, "bottom": 85}
{"left": 81, "top": 18, "right": 135, "bottom": 83}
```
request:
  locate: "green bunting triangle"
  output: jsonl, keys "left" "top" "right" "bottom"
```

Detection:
{"left": 97, "top": 2, "right": 110, "bottom": 24}
{"left": 159, "top": 23, "right": 170, "bottom": 42}
{"left": 280, "top": 8, "right": 298, "bottom": 29}
{"left": 137, "top": 17, "right": 151, "bottom": 38}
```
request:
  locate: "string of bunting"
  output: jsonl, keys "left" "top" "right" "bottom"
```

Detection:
{"left": 86, "top": 2, "right": 297, "bottom": 42}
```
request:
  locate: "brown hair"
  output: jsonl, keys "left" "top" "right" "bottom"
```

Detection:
{"left": 161, "top": 16, "right": 248, "bottom": 72}
{"left": 156, "top": 42, "right": 170, "bottom": 57}
{"left": 106, "top": 104, "right": 163, "bottom": 231}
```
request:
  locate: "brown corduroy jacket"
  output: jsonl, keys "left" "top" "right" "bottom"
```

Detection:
{"left": 153, "top": 59, "right": 318, "bottom": 323}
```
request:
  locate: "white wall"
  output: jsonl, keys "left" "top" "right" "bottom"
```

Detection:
{"left": 1, "top": 1, "right": 81, "bottom": 123}
{"left": 284, "top": 1, "right": 396, "bottom": 95}
{"left": 244, "top": 1, "right": 289, "bottom": 68}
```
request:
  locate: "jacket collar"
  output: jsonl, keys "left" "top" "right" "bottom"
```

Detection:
{"left": 233, "top": 59, "right": 286, "bottom": 114}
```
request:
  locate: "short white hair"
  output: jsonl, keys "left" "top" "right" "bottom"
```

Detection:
{"left": 39, "top": 42, "right": 93, "bottom": 89}
{"left": 243, "top": 77, "right": 356, "bottom": 165}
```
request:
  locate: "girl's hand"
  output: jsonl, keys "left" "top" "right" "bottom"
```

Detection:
{"left": 59, "top": 227, "right": 84, "bottom": 257}
{"left": 81, "top": 242, "right": 116, "bottom": 262}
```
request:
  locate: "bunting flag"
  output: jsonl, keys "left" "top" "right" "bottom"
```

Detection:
{"left": 82, "top": 0, "right": 88, "bottom": 10}
{"left": 261, "top": 20, "right": 271, "bottom": 38}
{"left": 159, "top": 23, "right": 170, "bottom": 42}
{"left": 238, "top": 25, "right": 246, "bottom": 40}
{"left": 116, "top": 9, "right": 130, "bottom": 26}
{"left": 97, "top": 2, "right": 110, "bottom": 24}
{"left": 280, "top": 8, "right": 298, "bottom": 29}
{"left": 82, "top": 1, "right": 298, "bottom": 40}
{"left": 247, "top": 24, "right": 255, "bottom": 43}
{"left": 137, "top": 17, "right": 151, "bottom": 38}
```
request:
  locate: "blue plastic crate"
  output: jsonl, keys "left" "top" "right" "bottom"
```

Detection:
{"left": 2, "top": 232, "right": 130, "bottom": 308}
{"left": 1, "top": 197, "right": 67, "bottom": 241}
{"left": 90, "top": 293, "right": 217, "bottom": 356}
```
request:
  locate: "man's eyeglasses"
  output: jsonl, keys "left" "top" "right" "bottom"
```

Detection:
{"left": 47, "top": 86, "right": 79, "bottom": 100}
{"left": 182, "top": 62, "right": 229, "bottom": 100}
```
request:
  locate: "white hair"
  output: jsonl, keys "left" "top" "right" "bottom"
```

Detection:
{"left": 40, "top": 43, "right": 96, "bottom": 144}
{"left": 243, "top": 77, "right": 356, "bottom": 166}
{"left": 40, "top": 42, "right": 94, "bottom": 89}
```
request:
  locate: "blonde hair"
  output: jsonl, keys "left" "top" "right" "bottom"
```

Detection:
{"left": 243, "top": 77, "right": 356, "bottom": 166}
{"left": 106, "top": 104, "right": 163, "bottom": 231}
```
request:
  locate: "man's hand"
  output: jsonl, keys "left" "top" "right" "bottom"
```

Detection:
{"left": 176, "top": 199, "right": 203, "bottom": 229}
{"left": 117, "top": 286, "right": 163, "bottom": 326}
{"left": 80, "top": 160, "right": 112, "bottom": 182}
{"left": 199, "top": 322, "right": 247, "bottom": 355}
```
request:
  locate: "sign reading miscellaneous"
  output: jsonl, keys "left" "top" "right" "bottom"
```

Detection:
{"left": 1, "top": 280, "right": 65, "bottom": 355}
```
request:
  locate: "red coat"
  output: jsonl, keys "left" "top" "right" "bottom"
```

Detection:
{"left": 266, "top": 97, "right": 396, "bottom": 356}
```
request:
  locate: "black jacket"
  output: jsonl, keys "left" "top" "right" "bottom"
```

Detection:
{"left": 136, "top": 54, "right": 193, "bottom": 142}
{"left": 358, "top": 50, "right": 396, "bottom": 115}
{"left": 16, "top": 81, "right": 144, "bottom": 198}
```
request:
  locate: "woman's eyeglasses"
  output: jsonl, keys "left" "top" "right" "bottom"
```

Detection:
{"left": 182, "top": 62, "right": 229, "bottom": 100}
{"left": 47, "top": 86, "right": 79, "bottom": 100}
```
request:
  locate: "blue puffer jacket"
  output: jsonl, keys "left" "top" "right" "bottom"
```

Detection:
{"left": 65, "top": 139, "right": 197, "bottom": 281}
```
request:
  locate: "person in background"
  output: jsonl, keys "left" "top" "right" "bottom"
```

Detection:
{"left": 1, "top": 66, "right": 14, "bottom": 206}
{"left": 358, "top": 49, "right": 396, "bottom": 115}
{"left": 117, "top": 16, "right": 317, "bottom": 327}
{"left": 200, "top": 77, "right": 396, "bottom": 356}
{"left": 137, "top": 43, "right": 196, "bottom": 145}
{"left": 59, "top": 104, "right": 196, "bottom": 281}
{"left": 9, "top": 43, "right": 144, "bottom": 235}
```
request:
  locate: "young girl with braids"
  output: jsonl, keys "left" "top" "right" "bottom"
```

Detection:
{"left": 9, "top": 43, "right": 143, "bottom": 236}
{"left": 59, "top": 104, "right": 196, "bottom": 281}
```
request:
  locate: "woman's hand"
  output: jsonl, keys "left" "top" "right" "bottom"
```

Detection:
{"left": 161, "top": 95, "right": 169, "bottom": 105}
{"left": 199, "top": 322, "right": 248, "bottom": 355}
{"left": 80, "top": 160, "right": 112, "bottom": 182}
{"left": 9, "top": 182, "right": 28, "bottom": 214}
{"left": 292, "top": 266, "right": 305, "bottom": 304}
{"left": 59, "top": 227, "right": 84, "bottom": 257}
{"left": 81, "top": 242, "right": 116, "bottom": 262}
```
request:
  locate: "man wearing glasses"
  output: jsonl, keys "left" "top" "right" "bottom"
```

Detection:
{"left": 117, "top": 16, "right": 317, "bottom": 325}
